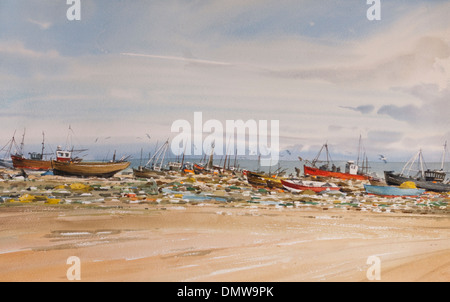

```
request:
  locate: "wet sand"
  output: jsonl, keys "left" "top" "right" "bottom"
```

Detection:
{"left": 0, "top": 200, "right": 449, "bottom": 282}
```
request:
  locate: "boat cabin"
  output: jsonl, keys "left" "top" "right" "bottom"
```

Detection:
{"left": 424, "top": 169, "right": 446, "bottom": 182}
{"left": 28, "top": 152, "right": 43, "bottom": 160}
{"left": 345, "top": 160, "right": 359, "bottom": 175}
{"left": 56, "top": 146, "right": 72, "bottom": 162}
{"left": 168, "top": 161, "right": 182, "bottom": 171}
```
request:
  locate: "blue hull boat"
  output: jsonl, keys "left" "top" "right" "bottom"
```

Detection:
{"left": 364, "top": 184, "right": 425, "bottom": 197}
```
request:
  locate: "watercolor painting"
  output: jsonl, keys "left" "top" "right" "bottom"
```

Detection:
{"left": 0, "top": 1, "right": 449, "bottom": 285}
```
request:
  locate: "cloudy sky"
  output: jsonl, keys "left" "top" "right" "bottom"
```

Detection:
{"left": 1, "top": 0, "right": 449, "bottom": 162}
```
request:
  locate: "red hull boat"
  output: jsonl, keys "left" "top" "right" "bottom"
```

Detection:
{"left": 281, "top": 179, "right": 340, "bottom": 193}
{"left": 303, "top": 165, "right": 369, "bottom": 181}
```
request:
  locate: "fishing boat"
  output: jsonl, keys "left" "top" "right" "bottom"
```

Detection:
{"left": 133, "top": 166, "right": 166, "bottom": 178}
{"left": 281, "top": 179, "right": 340, "bottom": 193}
{"left": 246, "top": 171, "right": 285, "bottom": 189}
{"left": 181, "top": 162, "right": 195, "bottom": 174}
{"left": 133, "top": 140, "right": 169, "bottom": 178}
{"left": 384, "top": 144, "right": 450, "bottom": 192}
{"left": 364, "top": 184, "right": 425, "bottom": 197}
{"left": 303, "top": 141, "right": 371, "bottom": 181}
{"left": 384, "top": 171, "right": 450, "bottom": 192}
{"left": 193, "top": 163, "right": 207, "bottom": 174}
{"left": 246, "top": 171, "right": 271, "bottom": 187}
{"left": 11, "top": 131, "right": 53, "bottom": 171}
{"left": 0, "top": 132, "right": 18, "bottom": 169}
{"left": 52, "top": 160, "right": 130, "bottom": 178}
{"left": 11, "top": 153, "right": 52, "bottom": 171}
{"left": 0, "top": 158, "right": 13, "bottom": 169}
{"left": 167, "top": 161, "right": 182, "bottom": 171}
{"left": 192, "top": 141, "right": 217, "bottom": 175}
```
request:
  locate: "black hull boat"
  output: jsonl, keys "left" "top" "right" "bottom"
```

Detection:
{"left": 384, "top": 171, "right": 450, "bottom": 193}
{"left": 384, "top": 145, "right": 450, "bottom": 193}
{"left": 133, "top": 140, "right": 169, "bottom": 179}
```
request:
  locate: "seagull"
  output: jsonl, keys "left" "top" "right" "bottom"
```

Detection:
{"left": 378, "top": 154, "right": 387, "bottom": 163}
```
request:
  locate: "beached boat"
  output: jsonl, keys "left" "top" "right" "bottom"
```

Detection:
{"left": 246, "top": 171, "right": 285, "bottom": 189}
{"left": 266, "top": 178, "right": 284, "bottom": 189}
{"left": 11, "top": 153, "right": 52, "bottom": 171}
{"left": 12, "top": 144, "right": 80, "bottom": 171}
{"left": 246, "top": 171, "right": 270, "bottom": 187}
{"left": 167, "top": 161, "right": 182, "bottom": 171}
{"left": 303, "top": 142, "right": 371, "bottom": 181}
{"left": 384, "top": 171, "right": 450, "bottom": 193}
{"left": 281, "top": 179, "right": 340, "bottom": 193}
{"left": 384, "top": 145, "right": 450, "bottom": 192}
{"left": 133, "top": 166, "right": 166, "bottom": 178}
{"left": 181, "top": 162, "right": 195, "bottom": 174}
{"left": 0, "top": 158, "right": 13, "bottom": 169}
{"left": 10, "top": 131, "right": 54, "bottom": 171}
{"left": 52, "top": 160, "right": 130, "bottom": 178}
{"left": 0, "top": 133, "right": 18, "bottom": 169}
{"left": 364, "top": 184, "right": 425, "bottom": 197}
{"left": 304, "top": 165, "right": 369, "bottom": 181}
{"left": 133, "top": 140, "right": 169, "bottom": 179}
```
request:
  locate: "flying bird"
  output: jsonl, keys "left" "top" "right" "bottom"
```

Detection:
{"left": 378, "top": 154, "right": 387, "bottom": 163}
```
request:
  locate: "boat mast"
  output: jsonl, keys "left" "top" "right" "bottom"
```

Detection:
{"left": 41, "top": 131, "right": 45, "bottom": 159}
{"left": 206, "top": 141, "right": 215, "bottom": 170}
{"left": 159, "top": 141, "right": 168, "bottom": 170}
{"left": 19, "top": 128, "right": 26, "bottom": 155}
{"left": 2, "top": 130, "right": 17, "bottom": 158}
{"left": 181, "top": 142, "right": 187, "bottom": 168}
{"left": 312, "top": 143, "right": 325, "bottom": 166}
{"left": 223, "top": 135, "right": 231, "bottom": 171}
{"left": 419, "top": 150, "right": 425, "bottom": 179}
{"left": 401, "top": 150, "right": 420, "bottom": 176}
{"left": 356, "top": 135, "right": 361, "bottom": 167}
{"left": 441, "top": 141, "right": 447, "bottom": 171}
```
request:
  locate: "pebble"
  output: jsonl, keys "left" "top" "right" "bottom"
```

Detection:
{"left": 0, "top": 168, "right": 448, "bottom": 214}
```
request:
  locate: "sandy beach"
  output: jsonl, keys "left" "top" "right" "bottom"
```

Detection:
{"left": 0, "top": 171, "right": 449, "bottom": 282}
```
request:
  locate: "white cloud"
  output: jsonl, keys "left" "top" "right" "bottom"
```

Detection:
{"left": 1, "top": 1, "right": 449, "bottom": 159}
{"left": 27, "top": 18, "right": 52, "bottom": 30}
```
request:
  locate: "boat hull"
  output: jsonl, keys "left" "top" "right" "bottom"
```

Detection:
{"left": 246, "top": 172, "right": 284, "bottom": 189}
{"left": 0, "top": 158, "right": 14, "bottom": 169}
{"left": 52, "top": 160, "right": 130, "bottom": 178}
{"left": 281, "top": 179, "right": 340, "bottom": 193}
{"left": 11, "top": 155, "right": 52, "bottom": 171}
{"left": 304, "top": 165, "right": 369, "bottom": 181}
{"left": 246, "top": 172, "right": 269, "bottom": 187}
{"left": 364, "top": 184, "right": 425, "bottom": 197}
{"left": 384, "top": 171, "right": 450, "bottom": 193}
{"left": 133, "top": 167, "right": 165, "bottom": 178}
